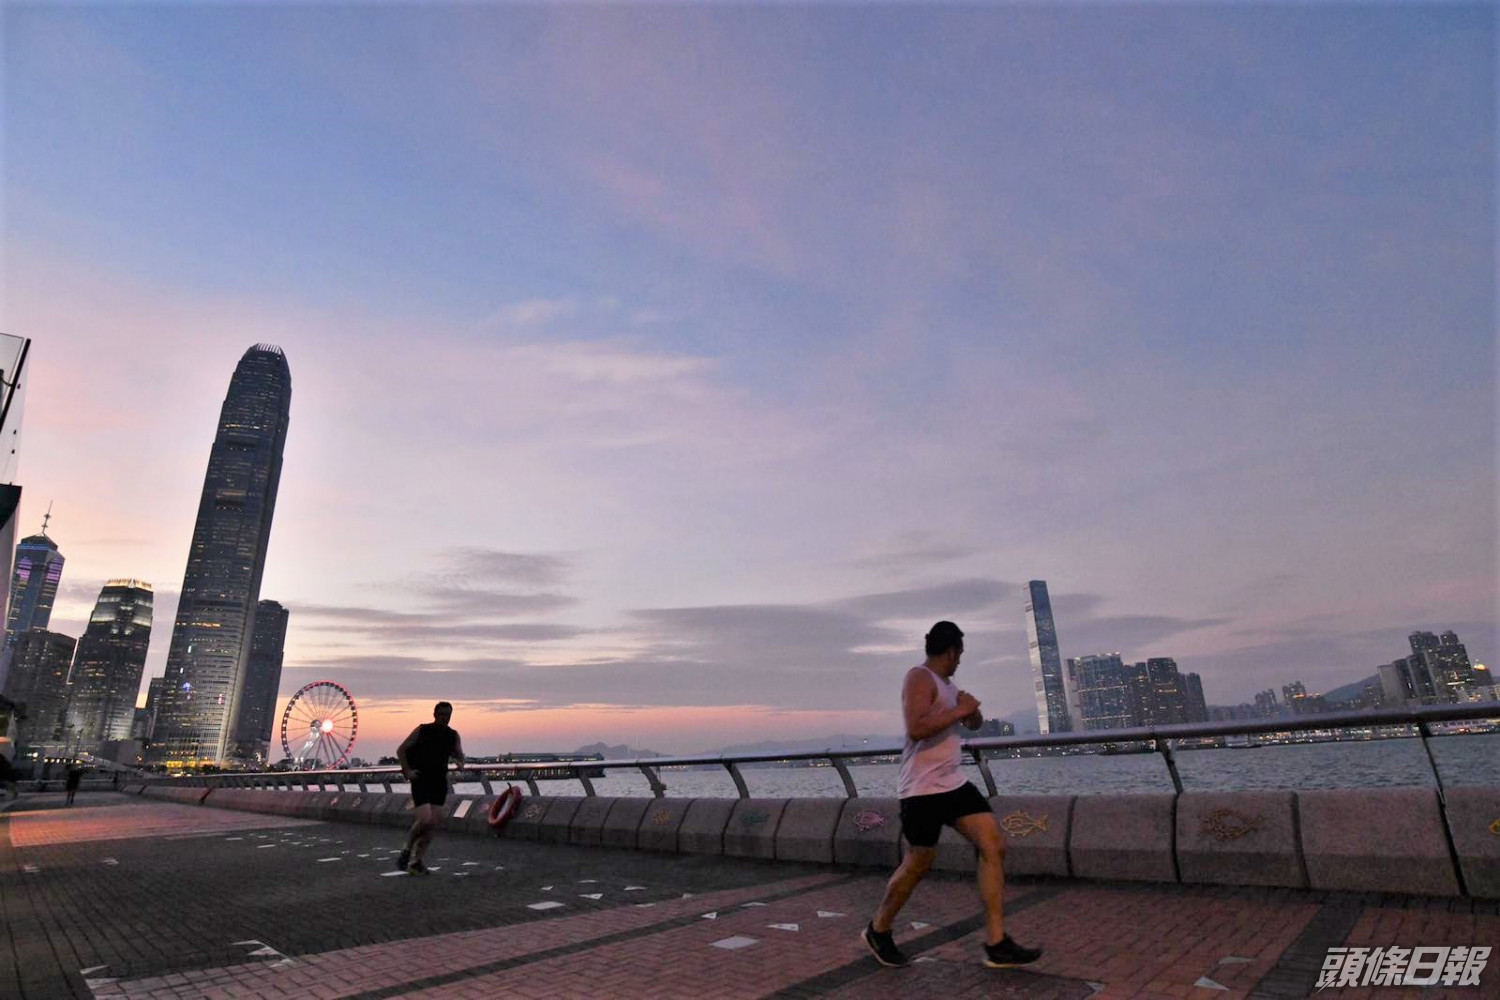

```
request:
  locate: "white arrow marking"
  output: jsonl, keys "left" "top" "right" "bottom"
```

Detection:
{"left": 817, "top": 910, "right": 845, "bottom": 918}
{"left": 1193, "top": 977, "right": 1229, "bottom": 991}
{"left": 701, "top": 912, "right": 718, "bottom": 920}
{"left": 768, "top": 923, "right": 799, "bottom": 932}
{"left": 711, "top": 936, "right": 758, "bottom": 950}
{"left": 528, "top": 901, "right": 564, "bottom": 910}
{"left": 580, "top": 893, "right": 604, "bottom": 900}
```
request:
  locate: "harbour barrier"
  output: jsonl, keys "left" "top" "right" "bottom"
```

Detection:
{"left": 141, "top": 703, "right": 1500, "bottom": 898}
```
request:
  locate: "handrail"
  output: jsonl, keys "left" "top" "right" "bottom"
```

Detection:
{"left": 159, "top": 702, "right": 1499, "bottom": 798}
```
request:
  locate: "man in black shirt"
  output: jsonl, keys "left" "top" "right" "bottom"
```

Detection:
{"left": 395, "top": 701, "right": 466, "bottom": 874}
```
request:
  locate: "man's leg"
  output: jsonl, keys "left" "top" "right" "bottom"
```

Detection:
{"left": 872, "top": 845, "right": 935, "bottom": 933}
{"left": 401, "top": 803, "right": 428, "bottom": 864}
{"left": 411, "top": 805, "right": 439, "bottom": 862}
{"left": 953, "top": 811, "right": 1006, "bottom": 946}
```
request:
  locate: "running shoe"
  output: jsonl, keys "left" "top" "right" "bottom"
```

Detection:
{"left": 982, "top": 935, "right": 1042, "bottom": 968}
{"left": 396, "top": 848, "right": 410, "bottom": 872}
{"left": 862, "top": 923, "right": 909, "bottom": 968}
{"left": 406, "top": 859, "right": 430, "bottom": 875}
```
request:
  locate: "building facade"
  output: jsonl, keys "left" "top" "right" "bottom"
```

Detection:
{"left": 151, "top": 346, "right": 291, "bottom": 767}
{"left": 1067, "top": 653, "right": 1136, "bottom": 731}
{"left": 1024, "top": 580, "right": 1071, "bottom": 733}
{"left": 2, "top": 628, "right": 77, "bottom": 755}
{"left": 66, "top": 580, "right": 154, "bottom": 752}
{"left": 6, "top": 527, "right": 63, "bottom": 647}
{"left": 230, "top": 599, "right": 289, "bottom": 763}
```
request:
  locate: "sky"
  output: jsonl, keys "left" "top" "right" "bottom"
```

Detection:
{"left": 1, "top": 2, "right": 1494, "bottom": 757}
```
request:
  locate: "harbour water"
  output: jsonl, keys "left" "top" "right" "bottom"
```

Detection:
{"left": 443, "top": 731, "right": 1500, "bottom": 799}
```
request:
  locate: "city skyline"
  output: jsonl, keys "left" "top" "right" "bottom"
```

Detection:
{"left": 4, "top": 4, "right": 1493, "bottom": 754}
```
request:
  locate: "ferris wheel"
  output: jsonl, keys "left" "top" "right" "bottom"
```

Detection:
{"left": 280, "top": 680, "right": 358, "bottom": 768}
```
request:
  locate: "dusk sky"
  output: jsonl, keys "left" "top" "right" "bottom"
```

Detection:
{"left": 3, "top": 3, "right": 1493, "bottom": 756}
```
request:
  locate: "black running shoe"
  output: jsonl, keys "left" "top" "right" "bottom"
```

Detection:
{"left": 396, "top": 849, "right": 410, "bottom": 872}
{"left": 407, "top": 859, "right": 430, "bottom": 875}
{"left": 862, "top": 923, "right": 909, "bottom": 968}
{"left": 983, "top": 935, "right": 1042, "bottom": 968}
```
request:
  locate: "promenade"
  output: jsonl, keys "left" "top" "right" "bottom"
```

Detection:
{"left": 2, "top": 793, "right": 1496, "bottom": 1000}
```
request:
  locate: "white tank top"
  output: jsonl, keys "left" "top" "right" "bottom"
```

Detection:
{"left": 897, "top": 664, "right": 966, "bottom": 799}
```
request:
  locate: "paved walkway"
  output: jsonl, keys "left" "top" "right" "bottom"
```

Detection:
{"left": 1, "top": 793, "right": 1496, "bottom": 999}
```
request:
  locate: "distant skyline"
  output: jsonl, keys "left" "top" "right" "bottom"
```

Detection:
{"left": 3, "top": 3, "right": 1493, "bottom": 754}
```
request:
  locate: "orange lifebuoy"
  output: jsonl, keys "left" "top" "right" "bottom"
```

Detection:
{"left": 488, "top": 785, "right": 522, "bottom": 832}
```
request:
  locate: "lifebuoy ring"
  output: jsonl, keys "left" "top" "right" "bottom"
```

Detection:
{"left": 488, "top": 785, "right": 522, "bottom": 832}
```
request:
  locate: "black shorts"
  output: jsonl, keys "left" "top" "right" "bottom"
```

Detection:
{"left": 411, "top": 775, "right": 448, "bottom": 807}
{"left": 899, "top": 781, "right": 991, "bottom": 847}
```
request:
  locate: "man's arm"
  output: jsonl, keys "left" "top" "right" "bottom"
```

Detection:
{"left": 450, "top": 733, "right": 466, "bottom": 770}
{"left": 396, "top": 727, "right": 420, "bottom": 778}
{"left": 961, "top": 706, "right": 984, "bottom": 731}
{"left": 903, "top": 669, "right": 980, "bottom": 741}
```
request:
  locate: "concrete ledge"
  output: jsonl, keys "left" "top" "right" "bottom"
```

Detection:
{"left": 991, "top": 794, "right": 1073, "bottom": 877}
{"left": 1175, "top": 791, "right": 1303, "bottom": 888}
{"left": 568, "top": 797, "right": 618, "bottom": 846}
{"left": 120, "top": 783, "right": 146, "bottom": 796}
{"left": 508, "top": 796, "right": 561, "bottom": 841}
{"left": 832, "top": 798, "right": 901, "bottom": 868}
{"left": 1070, "top": 793, "right": 1177, "bottom": 882}
{"left": 1443, "top": 787, "right": 1500, "bottom": 899}
{"left": 724, "top": 799, "right": 789, "bottom": 860}
{"left": 537, "top": 797, "right": 584, "bottom": 845}
{"left": 601, "top": 798, "right": 655, "bottom": 850}
{"left": 637, "top": 799, "right": 694, "bottom": 853}
{"left": 775, "top": 798, "right": 845, "bottom": 864}
{"left": 453, "top": 795, "right": 499, "bottom": 837}
{"left": 678, "top": 798, "right": 736, "bottom": 855}
{"left": 932, "top": 825, "right": 976, "bottom": 873}
{"left": 141, "top": 785, "right": 210, "bottom": 806}
{"left": 1299, "top": 788, "right": 1459, "bottom": 896}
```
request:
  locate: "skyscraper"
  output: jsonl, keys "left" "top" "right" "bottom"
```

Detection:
{"left": 230, "top": 599, "right": 289, "bottom": 763}
{"left": 1183, "top": 672, "right": 1209, "bottom": 723}
{"left": 6, "top": 521, "right": 64, "bottom": 647}
{"left": 151, "top": 346, "right": 291, "bottom": 767}
{"left": 2, "top": 629, "right": 77, "bottom": 753}
{"left": 1067, "top": 653, "right": 1136, "bottom": 731}
{"left": 66, "top": 580, "right": 153, "bottom": 752}
{"left": 1024, "top": 580, "right": 1071, "bottom": 734}
{"left": 1135, "top": 657, "right": 1189, "bottom": 726}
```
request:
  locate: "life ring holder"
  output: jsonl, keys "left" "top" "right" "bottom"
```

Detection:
{"left": 488, "top": 784, "right": 523, "bottom": 832}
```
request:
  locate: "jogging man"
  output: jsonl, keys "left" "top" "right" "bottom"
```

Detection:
{"left": 863, "top": 621, "right": 1042, "bottom": 969}
{"left": 396, "top": 701, "right": 465, "bottom": 875}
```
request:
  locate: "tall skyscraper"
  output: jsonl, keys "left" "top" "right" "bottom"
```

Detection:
{"left": 141, "top": 675, "right": 166, "bottom": 741}
{"left": 151, "top": 346, "right": 291, "bottom": 767}
{"left": 230, "top": 599, "right": 289, "bottom": 763}
{"left": 6, "top": 519, "right": 64, "bottom": 647}
{"left": 1183, "top": 672, "right": 1209, "bottom": 723}
{"left": 1253, "top": 689, "right": 1280, "bottom": 717}
{"left": 1134, "top": 657, "right": 1189, "bottom": 726}
{"left": 2, "top": 628, "right": 77, "bottom": 753}
{"left": 66, "top": 580, "right": 154, "bottom": 752}
{"left": 1024, "top": 581, "right": 1071, "bottom": 734}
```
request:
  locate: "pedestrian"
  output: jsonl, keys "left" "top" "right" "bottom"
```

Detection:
{"left": 0, "top": 744, "right": 18, "bottom": 801}
{"left": 395, "top": 701, "right": 465, "bottom": 875}
{"left": 64, "top": 763, "right": 82, "bottom": 806}
{"left": 863, "top": 621, "right": 1042, "bottom": 970}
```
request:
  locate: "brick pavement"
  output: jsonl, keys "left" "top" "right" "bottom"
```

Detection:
{"left": 2, "top": 793, "right": 1497, "bottom": 999}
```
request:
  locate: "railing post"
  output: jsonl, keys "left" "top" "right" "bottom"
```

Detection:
{"left": 579, "top": 771, "right": 596, "bottom": 796}
{"left": 971, "top": 747, "right": 998, "bottom": 798}
{"left": 479, "top": 774, "right": 494, "bottom": 795}
{"left": 1153, "top": 736, "right": 1184, "bottom": 795}
{"left": 724, "top": 762, "right": 750, "bottom": 799}
{"left": 381, "top": 777, "right": 393, "bottom": 793}
{"left": 524, "top": 776, "right": 540, "bottom": 796}
{"left": 829, "top": 757, "right": 859, "bottom": 799}
{"left": 639, "top": 764, "right": 667, "bottom": 798}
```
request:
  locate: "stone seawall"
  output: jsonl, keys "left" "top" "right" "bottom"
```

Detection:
{"left": 166, "top": 785, "right": 1500, "bottom": 898}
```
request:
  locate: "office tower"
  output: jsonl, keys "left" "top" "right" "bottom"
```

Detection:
{"left": 66, "top": 580, "right": 153, "bottom": 752}
{"left": 1024, "top": 581, "right": 1071, "bottom": 733}
{"left": 3, "top": 629, "right": 77, "bottom": 753}
{"left": 151, "top": 346, "right": 291, "bottom": 767}
{"left": 1282, "top": 680, "right": 1309, "bottom": 715}
{"left": 6, "top": 520, "right": 63, "bottom": 647}
{"left": 1133, "top": 657, "right": 1188, "bottom": 726}
{"left": 230, "top": 599, "right": 288, "bottom": 762}
{"left": 1253, "top": 689, "right": 1279, "bottom": 717}
{"left": 1067, "top": 653, "right": 1137, "bottom": 731}
{"left": 1428, "top": 631, "right": 1474, "bottom": 693}
{"left": 141, "top": 676, "right": 166, "bottom": 741}
{"left": 1183, "top": 672, "right": 1209, "bottom": 723}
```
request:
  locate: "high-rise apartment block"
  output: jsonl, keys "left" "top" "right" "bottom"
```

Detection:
{"left": 1183, "top": 672, "right": 1209, "bottom": 723}
{"left": 151, "top": 346, "right": 291, "bottom": 767}
{"left": 230, "top": 599, "right": 289, "bottom": 763}
{"left": 66, "top": 580, "right": 153, "bottom": 752}
{"left": 1024, "top": 581, "right": 1071, "bottom": 733}
{"left": 1067, "top": 654, "right": 1135, "bottom": 730}
{"left": 1379, "top": 629, "right": 1481, "bottom": 707}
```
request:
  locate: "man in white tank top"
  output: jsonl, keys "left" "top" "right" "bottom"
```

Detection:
{"left": 862, "top": 621, "right": 1043, "bottom": 970}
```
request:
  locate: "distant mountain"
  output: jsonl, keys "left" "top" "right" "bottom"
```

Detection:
{"left": 572, "top": 742, "right": 665, "bottom": 759}
{"left": 1321, "top": 674, "right": 1380, "bottom": 704}
{"left": 710, "top": 733, "right": 900, "bottom": 756}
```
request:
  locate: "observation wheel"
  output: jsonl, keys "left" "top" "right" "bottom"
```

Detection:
{"left": 280, "top": 680, "right": 358, "bottom": 768}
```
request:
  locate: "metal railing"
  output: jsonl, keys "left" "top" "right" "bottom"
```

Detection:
{"left": 158, "top": 702, "right": 1499, "bottom": 800}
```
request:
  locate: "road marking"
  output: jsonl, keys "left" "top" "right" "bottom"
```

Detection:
{"left": 317, "top": 857, "right": 341, "bottom": 862}
{"left": 462, "top": 861, "right": 479, "bottom": 866}
{"left": 768, "top": 923, "right": 799, "bottom": 932}
{"left": 701, "top": 912, "right": 718, "bottom": 920}
{"left": 380, "top": 871, "right": 409, "bottom": 877}
{"left": 742, "top": 901, "right": 766, "bottom": 907}
{"left": 21, "top": 864, "right": 40, "bottom": 873}
{"left": 817, "top": 910, "right": 845, "bottom": 918}
{"left": 1194, "top": 977, "right": 1229, "bottom": 991}
{"left": 911, "top": 921, "right": 929, "bottom": 930}
{"left": 624, "top": 885, "right": 645, "bottom": 891}
{"left": 101, "top": 858, "right": 118, "bottom": 866}
{"left": 711, "top": 936, "right": 757, "bottom": 951}
{"left": 528, "top": 901, "right": 564, "bottom": 910}
{"left": 580, "top": 893, "right": 603, "bottom": 900}
{"left": 256, "top": 845, "right": 276, "bottom": 849}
